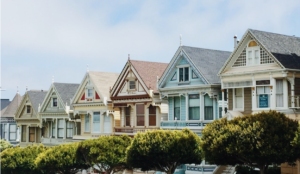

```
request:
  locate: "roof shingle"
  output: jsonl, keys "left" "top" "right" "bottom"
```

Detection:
{"left": 1, "top": 93, "right": 22, "bottom": 117}
{"left": 27, "top": 90, "right": 48, "bottom": 113}
{"left": 53, "top": 83, "right": 79, "bottom": 108}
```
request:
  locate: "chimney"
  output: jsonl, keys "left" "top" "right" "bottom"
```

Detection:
{"left": 234, "top": 35, "right": 237, "bottom": 48}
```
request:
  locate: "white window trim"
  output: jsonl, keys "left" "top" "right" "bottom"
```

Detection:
{"left": 136, "top": 103, "right": 145, "bottom": 127}
{"left": 275, "top": 79, "right": 287, "bottom": 110}
{"left": 178, "top": 66, "right": 190, "bottom": 83}
{"left": 255, "top": 85, "right": 271, "bottom": 110}
{"left": 128, "top": 80, "right": 136, "bottom": 90}
{"left": 246, "top": 46, "right": 260, "bottom": 66}
{"left": 84, "top": 114, "right": 90, "bottom": 132}
{"left": 233, "top": 88, "right": 244, "bottom": 111}
{"left": 187, "top": 93, "right": 201, "bottom": 121}
{"left": 92, "top": 112, "right": 101, "bottom": 133}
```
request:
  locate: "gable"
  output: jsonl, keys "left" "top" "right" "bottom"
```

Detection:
{"left": 159, "top": 51, "right": 206, "bottom": 88}
{"left": 41, "top": 88, "right": 65, "bottom": 113}
{"left": 221, "top": 31, "right": 283, "bottom": 75}
{"left": 15, "top": 94, "right": 37, "bottom": 119}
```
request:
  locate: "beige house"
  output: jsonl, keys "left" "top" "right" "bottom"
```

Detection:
{"left": 218, "top": 29, "right": 300, "bottom": 174}
{"left": 111, "top": 59, "right": 169, "bottom": 136}
{"left": 14, "top": 90, "right": 47, "bottom": 147}
{"left": 39, "top": 82, "right": 80, "bottom": 146}
{"left": 70, "top": 71, "right": 120, "bottom": 141}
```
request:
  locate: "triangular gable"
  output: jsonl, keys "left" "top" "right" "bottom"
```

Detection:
{"left": 158, "top": 47, "right": 208, "bottom": 88}
{"left": 40, "top": 84, "right": 66, "bottom": 113}
{"left": 111, "top": 61, "right": 149, "bottom": 99}
{"left": 219, "top": 29, "right": 284, "bottom": 75}
{"left": 15, "top": 93, "right": 37, "bottom": 119}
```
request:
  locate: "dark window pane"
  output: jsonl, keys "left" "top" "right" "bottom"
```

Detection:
{"left": 126, "top": 116, "right": 130, "bottom": 126}
{"left": 179, "top": 68, "right": 183, "bottom": 81}
{"left": 125, "top": 107, "right": 130, "bottom": 116}
{"left": 137, "top": 116, "right": 144, "bottom": 126}
{"left": 149, "top": 116, "right": 156, "bottom": 126}
{"left": 185, "top": 67, "right": 189, "bottom": 81}
{"left": 189, "top": 107, "right": 200, "bottom": 120}
{"left": 174, "top": 108, "right": 180, "bottom": 120}
{"left": 204, "top": 106, "right": 213, "bottom": 120}
{"left": 149, "top": 105, "right": 156, "bottom": 114}
{"left": 27, "top": 106, "right": 31, "bottom": 113}
{"left": 136, "top": 104, "right": 144, "bottom": 114}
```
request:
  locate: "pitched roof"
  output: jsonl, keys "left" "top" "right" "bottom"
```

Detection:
{"left": 1, "top": 99, "right": 11, "bottom": 111}
{"left": 249, "top": 29, "right": 300, "bottom": 69}
{"left": 1, "top": 93, "right": 22, "bottom": 117}
{"left": 88, "top": 71, "right": 120, "bottom": 101}
{"left": 181, "top": 46, "right": 232, "bottom": 84}
{"left": 53, "top": 83, "right": 80, "bottom": 107}
{"left": 130, "top": 60, "right": 168, "bottom": 92}
{"left": 27, "top": 90, "right": 48, "bottom": 113}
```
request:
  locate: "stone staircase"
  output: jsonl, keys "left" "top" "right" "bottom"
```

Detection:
{"left": 213, "top": 165, "right": 235, "bottom": 174}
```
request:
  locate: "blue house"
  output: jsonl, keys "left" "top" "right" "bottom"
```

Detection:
{"left": 157, "top": 45, "right": 232, "bottom": 174}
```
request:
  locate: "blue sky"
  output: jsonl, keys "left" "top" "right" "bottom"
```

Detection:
{"left": 1, "top": 0, "right": 300, "bottom": 100}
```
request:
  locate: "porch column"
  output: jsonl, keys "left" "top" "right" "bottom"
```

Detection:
{"left": 145, "top": 105, "right": 149, "bottom": 127}
{"left": 221, "top": 89, "right": 225, "bottom": 117}
{"left": 200, "top": 94, "right": 204, "bottom": 121}
{"left": 291, "top": 76, "right": 295, "bottom": 108}
{"left": 20, "top": 125, "right": 22, "bottom": 142}
{"left": 156, "top": 106, "right": 160, "bottom": 127}
{"left": 50, "top": 121, "right": 53, "bottom": 138}
{"left": 270, "top": 75, "right": 276, "bottom": 109}
{"left": 185, "top": 93, "right": 188, "bottom": 121}
{"left": 252, "top": 76, "right": 257, "bottom": 110}
{"left": 55, "top": 118, "right": 58, "bottom": 139}
{"left": 26, "top": 126, "right": 29, "bottom": 143}
{"left": 121, "top": 108, "right": 125, "bottom": 127}
{"left": 283, "top": 79, "right": 288, "bottom": 109}
{"left": 131, "top": 106, "right": 135, "bottom": 127}
{"left": 63, "top": 119, "right": 66, "bottom": 139}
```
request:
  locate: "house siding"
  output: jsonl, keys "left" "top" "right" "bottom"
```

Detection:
{"left": 180, "top": 96, "right": 186, "bottom": 121}
{"left": 228, "top": 89, "right": 233, "bottom": 110}
{"left": 242, "top": 87, "right": 252, "bottom": 115}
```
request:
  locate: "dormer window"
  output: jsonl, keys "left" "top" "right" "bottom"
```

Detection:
{"left": 129, "top": 81, "right": 135, "bottom": 90}
{"left": 87, "top": 89, "right": 93, "bottom": 98}
{"left": 27, "top": 106, "right": 31, "bottom": 113}
{"left": 53, "top": 98, "right": 57, "bottom": 107}
{"left": 179, "top": 67, "right": 189, "bottom": 82}
{"left": 246, "top": 41, "right": 260, "bottom": 66}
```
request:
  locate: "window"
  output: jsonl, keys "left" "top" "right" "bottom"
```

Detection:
{"left": 192, "top": 70, "right": 198, "bottom": 79}
{"left": 149, "top": 105, "right": 156, "bottom": 126}
{"left": 276, "top": 79, "right": 284, "bottom": 107}
{"left": 218, "top": 91, "right": 228, "bottom": 101}
{"left": 22, "top": 125, "right": 26, "bottom": 142}
{"left": 174, "top": 97, "right": 180, "bottom": 120}
{"left": 179, "top": 67, "right": 189, "bottom": 82}
{"left": 52, "top": 121, "right": 56, "bottom": 138}
{"left": 257, "top": 86, "right": 270, "bottom": 108}
{"left": 136, "top": 104, "right": 145, "bottom": 126}
{"left": 235, "top": 88, "right": 243, "bottom": 109}
{"left": 9, "top": 124, "right": 17, "bottom": 141}
{"left": 85, "top": 114, "right": 90, "bottom": 132}
{"left": 204, "top": 95, "right": 213, "bottom": 120}
{"left": 129, "top": 81, "right": 135, "bottom": 89}
{"left": 53, "top": 98, "right": 57, "bottom": 107}
{"left": 125, "top": 107, "right": 131, "bottom": 126}
{"left": 247, "top": 50, "right": 253, "bottom": 66}
{"left": 218, "top": 108, "right": 227, "bottom": 119}
{"left": 171, "top": 72, "right": 177, "bottom": 81}
{"left": 27, "top": 106, "right": 31, "bottom": 113}
{"left": 93, "top": 112, "right": 100, "bottom": 132}
{"left": 189, "top": 94, "right": 200, "bottom": 120}
{"left": 66, "top": 121, "right": 73, "bottom": 138}
{"left": 58, "top": 119, "right": 64, "bottom": 138}
{"left": 246, "top": 42, "right": 260, "bottom": 66}
{"left": 2, "top": 124, "right": 7, "bottom": 140}
{"left": 87, "top": 89, "right": 93, "bottom": 98}
{"left": 29, "top": 127, "right": 35, "bottom": 142}
{"left": 104, "top": 116, "right": 111, "bottom": 133}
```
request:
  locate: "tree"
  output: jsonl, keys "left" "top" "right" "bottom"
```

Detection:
{"left": 77, "top": 135, "right": 132, "bottom": 174}
{"left": 35, "top": 143, "right": 89, "bottom": 174}
{"left": 201, "top": 110, "right": 300, "bottom": 174}
{"left": 0, "top": 139, "right": 13, "bottom": 151}
{"left": 126, "top": 128, "right": 202, "bottom": 174}
{"left": 1, "top": 144, "right": 48, "bottom": 174}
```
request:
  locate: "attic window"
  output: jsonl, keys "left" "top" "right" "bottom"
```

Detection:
{"left": 129, "top": 81, "right": 135, "bottom": 90}
{"left": 192, "top": 70, "right": 198, "bottom": 79}
{"left": 179, "top": 67, "right": 189, "bottom": 82}
{"left": 171, "top": 72, "right": 177, "bottom": 81}
{"left": 87, "top": 89, "right": 93, "bottom": 98}
{"left": 27, "top": 106, "right": 31, "bottom": 113}
{"left": 53, "top": 98, "right": 57, "bottom": 107}
{"left": 248, "top": 41, "right": 258, "bottom": 47}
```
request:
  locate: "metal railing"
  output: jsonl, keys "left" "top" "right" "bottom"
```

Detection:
{"left": 289, "top": 96, "right": 300, "bottom": 108}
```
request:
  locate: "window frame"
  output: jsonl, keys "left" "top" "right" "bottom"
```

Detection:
{"left": 246, "top": 45, "right": 260, "bottom": 66}
{"left": 275, "top": 79, "right": 284, "bottom": 108}
{"left": 129, "top": 81, "right": 136, "bottom": 90}
{"left": 148, "top": 105, "right": 156, "bottom": 126}
{"left": 173, "top": 96, "right": 181, "bottom": 120}
{"left": 27, "top": 105, "right": 31, "bottom": 113}
{"left": 256, "top": 86, "right": 271, "bottom": 109}
{"left": 9, "top": 124, "right": 17, "bottom": 141}
{"left": 125, "top": 107, "right": 131, "bottom": 126}
{"left": 92, "top": 112, "right": 101, "bottom": 133}
{"left": 188, "top": 94, "right": 200, "bottom": 120}
{"left": 57, "top": 119, "right": 64, "bottom": 138}
{"left": 52, "top": 98, "right": 58, "bottom": 107}
{"left": 204, "top": 95, "right": 214, "bottom": 120}
{"left": 233, "top": 88, "right": 244, "bottom": 111}
{"left": 178, "top": 67, "right": 190, "bottom": 82}
{"left": 87, "top": 89, "right": 93, "bottom": 98}
{"left": 84, "top": 114, "right": 90, "bottom": 132}
{"left": 2, "top": 124, "right": 7, "bottom": 140}
{"left": 66, "top": 121, "right": 73, "bottom": 138}
{"left": 22, "top": 125, "right": 27, "bottom": 142}
{"left": 136, "top": 104, "right": 145, "bottom": 126}
{"left": 52, "top": 121, "right": 56, "bottom": 138}
{"left": 29, "top": 127, "right": 35, "bottom": 142}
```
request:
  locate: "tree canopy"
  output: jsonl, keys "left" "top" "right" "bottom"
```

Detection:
{"left": 35, "top": 142, "right": 89, "bottom": 174}
{"left": 126, "top": 128, "right": 202, "bottom": 174}
{"left": 1, "top": 144, "right": 48, "bottom": 174}
{"left": 0, "top": 139, "right": 13, "bottom": 151}
{"left": 201, "top": 110, "right": 300, "bottom": 174}
{"left": 77, "top": 135, "right": 132, "bottom": 174}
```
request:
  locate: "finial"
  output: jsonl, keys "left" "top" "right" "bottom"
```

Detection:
{"left": 17, "top": 86, "right": 19, "bottom": 94}
{"left": 52, "top": 76, "right": 54, "bottom": 83}
{"left": 87, "top": 64, "right": 89, "bottom": 72}
{"left": 128, "top": 54, "right": 130, "bottom": 60}
{"left": 180, "top": 34, "right": 182, "bottom": 46}
{"left": 26, "top": 85, "right": 28, "bottom": 91}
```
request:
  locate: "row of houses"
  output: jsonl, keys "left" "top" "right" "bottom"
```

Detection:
{"left": 1, "top": 29, "right": 300, "bottom": 174}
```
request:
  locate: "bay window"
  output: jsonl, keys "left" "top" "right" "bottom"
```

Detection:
{"left": 174, "top": 97, "right": 180, "bottom": 120}
{"left": 125, "top": 107, "right": 130, "bottom": 126}
{"left": 204, "top": 95, "right": 213, "bottom": 120}
{"left": 189, "top": 94, "right": 200, "bottom": 120}
{"left": 276, "top": 79, "right": 284, "bottom": 107}
{"left": 149, "top": 105, "right": 156, "bottom": 126}
{"left": 58, "top": 119, "right": 64, "bottom": 138}
{"left": 93, "top": 112, "right": 100, "bottom": 132}
{"left": 136, "top": 104, "right": 145, "bottom": 126}
{"left": 9, "top": 124, "right": 17, "bottom": 141}
{"left": 85, "top": 114, "right": 90, "bottom": 132}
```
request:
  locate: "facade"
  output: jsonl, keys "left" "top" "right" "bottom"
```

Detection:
{"left": 39, "top": 82, "right": 80, "bottom": 146}
{"left": 111, "top": 59, "right": 168, "bottom": 136}
{"left": 157, "top": 46, "right": 232, "bottom": 174}
{"left": 0, "top": 93, "right": 22, "bottom": 146}
{"left": 70, "top": 71, "right": 120, "bottom": 141}
{"left": 14, "top": 90, "right": 47, "bottom": 147}
{"left": 218, "top": 29, "right": 300, "bottom": 174}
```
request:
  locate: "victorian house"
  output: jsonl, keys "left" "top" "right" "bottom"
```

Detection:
{"left": 218, "top": 29, "right": 300, "bottom": 174}
{"left": 1, "top": 93, "right": 22, "bottom": 146}
{"left": 69, "top": 71, "right": 119, "bottom": 141}
{"left": 39, "top": 82, "right": 79, "bottom": 146}
{"left": 111, "top": 59, "right": 168, "bottom": 136}
{"left": 157, "top": 46, "right": 231, "bottom": 174}
{"left": 14, "top": 90, "right": 47, "bottom": 147}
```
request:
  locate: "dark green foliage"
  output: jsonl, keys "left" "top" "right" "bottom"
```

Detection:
{"left": 77, "top": 135, "right": 132, "bottom": 174}
{"left": 126, "top": 128, "right": 202, "bottom": 174}
{"left": 201, "top": 111, "right": 299, "bottom": 174}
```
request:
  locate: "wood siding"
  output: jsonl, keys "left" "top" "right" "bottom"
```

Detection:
{"left": 242, "top": 87, "right": 252, "bottom": 115}
{"left": 228, "top": 89, "right": 233, "bottom": 110}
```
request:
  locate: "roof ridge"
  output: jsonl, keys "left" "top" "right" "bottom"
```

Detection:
{"left": 53, "top": 82, "right": 80, "bottom": 85}
{"left": 249, "top": 28, "right": 300, "bottom": 39}
{"left": 181, "top": 45, "right": 232, "bottom": 53}
{"left": 129, "top": 59, "right": 168, "bottom": 64}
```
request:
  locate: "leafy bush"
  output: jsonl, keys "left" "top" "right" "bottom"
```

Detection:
{"left": 0, "top": 139, "right": 13, "bottom": 152}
